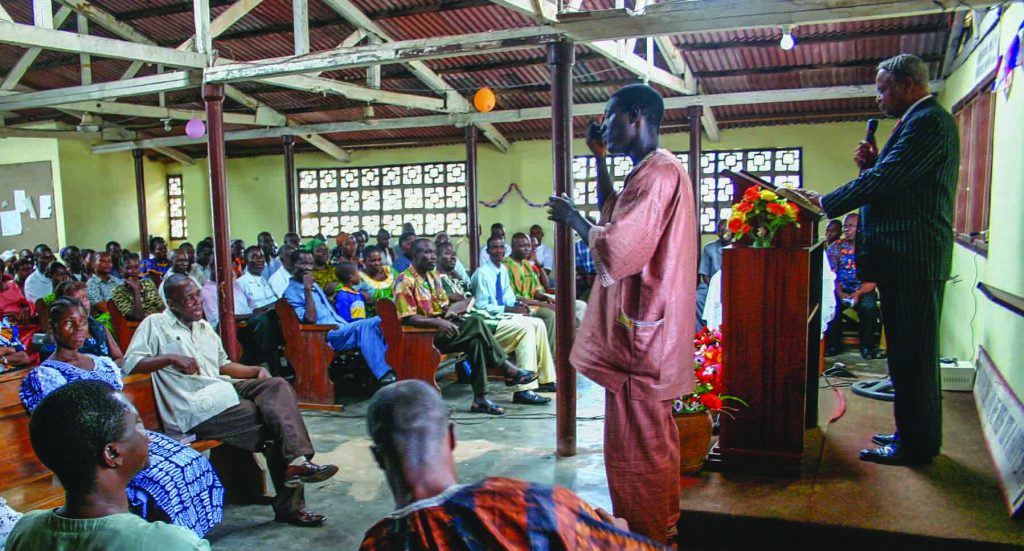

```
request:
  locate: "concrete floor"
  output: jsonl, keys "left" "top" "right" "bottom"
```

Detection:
{"left": 205, "top": 372, "right": 613, "bottom": 550}
{"left": 206, "top": 354, "right": 1024, "bottom": 550}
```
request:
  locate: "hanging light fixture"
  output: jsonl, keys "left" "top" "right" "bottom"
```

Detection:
{"left": 76, "top": 113, "right": 102, "bottom": 133}
{"left": 779, "top": 25, "right": 796, "bottom": 51}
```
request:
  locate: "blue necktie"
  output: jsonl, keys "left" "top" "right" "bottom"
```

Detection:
{"left": 495, "top": 271, "right": 504, "bottom": 305}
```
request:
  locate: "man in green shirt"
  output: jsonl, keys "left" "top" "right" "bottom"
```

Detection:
{"left": 7, "top": 380, "right": 210, "bottom": 551}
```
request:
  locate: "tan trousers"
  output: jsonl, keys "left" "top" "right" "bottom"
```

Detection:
{"left": 493, "top": 315, "right": 556, "bottom": 392}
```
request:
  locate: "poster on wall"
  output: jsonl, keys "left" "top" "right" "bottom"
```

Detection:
{"left": 974, "top": 347, "right": 1024, "bottom": 516}
{"left": 0, "top": 161, "right": 58, "bottom": 250}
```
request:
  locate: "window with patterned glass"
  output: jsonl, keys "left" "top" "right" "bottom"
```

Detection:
{"left": 167, "top": 175, "right": 188, "bottom": 240}
{"left": 297, "top": 162, "right": 468, "bottom": 239}
{"left": 572, "top": 148, "right": 802, "bottom": 233}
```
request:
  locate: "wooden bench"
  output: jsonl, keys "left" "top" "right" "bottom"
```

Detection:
{"left": 0, "top": 368, "right": 268, "bottom": 512}
{"left": 274, "top": 298, "right": 348, "bottom": 411}
{"left": 107, "top": 299, "right": 141, "bottom": 350}
{"left": 376, "top": 299, "right": 443, "bottom": 391}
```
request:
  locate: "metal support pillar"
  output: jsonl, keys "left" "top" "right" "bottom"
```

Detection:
{"left": 465, "top": 126, "right": 480, "bottom": 273}
{"left": 687, "top": 105, "right": 703, "bottom": 248}
{"left": 283, "top": 134, "right": 297, "bottom": 234}
{"left": 548, "top": 40, "right": 576, "bottom": 457}
{"left": 132, "top": 148, "right": 149, "bottom": 258}
{"left": 203, "top": 83, "right": 240, "bottom": 361}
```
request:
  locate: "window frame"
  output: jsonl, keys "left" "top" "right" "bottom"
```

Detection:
{"left": 572, "top": 147, "right": 804, "bottom": 233}
{"left": 167, "top": 174, "right": 188, "bottom": 240}
{"left": 951, "top": 71, "right": 996, "bottom": 257}
{"left": 296, "top": 162, "right": 469, "bottom": 239}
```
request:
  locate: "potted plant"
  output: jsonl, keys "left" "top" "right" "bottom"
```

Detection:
{"left": 726, "top": 186, "right": 801, "bottom": 248}
{"left": 673, "top": 326, "right": 747, "bottom": 475}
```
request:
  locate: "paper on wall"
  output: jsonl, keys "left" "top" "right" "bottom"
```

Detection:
{"left": 12, "top": 190, "right": 26, "bottom": 213}
{"left": 39, "top": 195, "right": 52, "bottom": 219}
{"left": 0, "top": 211, "right": 22, "bottom": 236}
{"left": 21, "top": 195, "right": 36, "bottom": 219}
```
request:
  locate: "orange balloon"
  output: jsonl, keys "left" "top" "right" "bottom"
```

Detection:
{"left": 473, "top": 87, "right": 496, "bottom": 112}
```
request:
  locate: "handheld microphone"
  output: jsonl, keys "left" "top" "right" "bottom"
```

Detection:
{"left": 864, "top": 118, "right": 879, "bottom": 144}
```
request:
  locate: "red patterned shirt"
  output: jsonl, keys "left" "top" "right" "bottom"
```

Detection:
{"left": 360, "top": 477, "right": 667, "bottom": 550}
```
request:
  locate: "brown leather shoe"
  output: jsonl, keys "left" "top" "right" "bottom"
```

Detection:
{"left": 275, "top": 509, "right": 326, "bottom": 527}
{"left": 283, "top": 462, "right": 339, "bottom": 488}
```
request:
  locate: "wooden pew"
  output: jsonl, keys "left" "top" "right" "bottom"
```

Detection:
{"left": 107, "top": 299, "right": 140, "bottom": 350}
{"left": 376, "top": 298, "right": 443, "bottom": 391}
{"left": 273, "top": 298, "right": 347, "bottom": 411}
{"left": 0, "top": 368, "right": 268, "bottom": 512}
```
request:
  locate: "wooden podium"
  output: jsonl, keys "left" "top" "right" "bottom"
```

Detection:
{"left": 706, "top": 170, "right": 825, "bottom": 475}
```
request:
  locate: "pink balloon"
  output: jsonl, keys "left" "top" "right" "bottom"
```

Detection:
{"left": 185, "top": 118, "right": 206, "bottom": 139}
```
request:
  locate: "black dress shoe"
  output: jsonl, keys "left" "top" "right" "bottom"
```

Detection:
{"left": 871, "top": 432, "right": 899, "bottom": 446}
{"left": 378, "top": 371, "right": 397, "bottom": 385}
{"left": 536, "top": 382, "right": 556, "bottom": 393}
{"left": 275, "top": 509, "right": 326, "bottom": 527}
{"left": 859, "top": 445, "right": 932, "bottom": 466}
{"left": 512, "top": 390, "right": 551, "bottom": 405}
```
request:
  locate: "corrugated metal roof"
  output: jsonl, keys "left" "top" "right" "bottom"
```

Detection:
{"left": 0, "top": 0, "right": 951, "bottom": 154}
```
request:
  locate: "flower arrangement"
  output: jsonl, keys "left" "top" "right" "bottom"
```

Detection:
{"left": 727, "top": 186, "right": 801, "bottom": 248}
{"left": 673, "top": 327, "right": 747, "bottom": 415}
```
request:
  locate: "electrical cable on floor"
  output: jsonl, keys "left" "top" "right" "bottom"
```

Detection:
{"left": 811, "top": 371, "right": 849, "bottom": 485}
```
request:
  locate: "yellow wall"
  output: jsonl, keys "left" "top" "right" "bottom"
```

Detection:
{"left": 937, "top": 4, "right": 1024, "bottom": 397}
{"left": 56, "top": 140, "right": 168, "bottom": 252}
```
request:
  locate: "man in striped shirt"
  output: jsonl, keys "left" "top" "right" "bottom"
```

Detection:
{"left": 798, "top": 54, "right": 960, "bottom": 466}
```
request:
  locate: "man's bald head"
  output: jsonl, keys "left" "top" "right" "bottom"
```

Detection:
{"left": 367, "top": 380, "right": 451, "bottom": 470}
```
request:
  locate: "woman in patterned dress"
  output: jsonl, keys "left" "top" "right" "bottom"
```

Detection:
{"left": 39, "top": 280, "right": 121, "bottom": 362}
{"left": 18, "top": 298, "right": 224, "bottom": 537}
{"left": 356, "top": 246, "right": 397, "bottom": 315}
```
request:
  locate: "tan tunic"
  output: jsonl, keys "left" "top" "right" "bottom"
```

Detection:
{"left": 571, "top": 149, "right": 697, "bottom": 401}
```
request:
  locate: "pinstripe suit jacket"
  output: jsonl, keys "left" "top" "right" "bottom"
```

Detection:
{"left": 821, "top": 97, "right": 960, "bottom": 283}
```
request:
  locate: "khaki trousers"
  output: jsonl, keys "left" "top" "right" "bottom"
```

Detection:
{"left": 492, "top": 315, "right": 555, "bottom": 392}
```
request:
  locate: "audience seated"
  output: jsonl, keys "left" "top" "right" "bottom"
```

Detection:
{"left": 233, "top": 247, "right": 283, "bottom": 369}
{"left": 19, "top": 298, "right": 224, "bottom": 537}
{"left": 390, "top": 231, "right": 418, "bottom": 274}
{"left": 111, "top": 254, "right": 164, "bottom": 321}
{"left": 359, "top": 380, "right": 666, "bottom": 550}
{"left": 0, "top": 272, "right": 39, "bottom": 364}
{"left": 308, "top": 239, "right": 341, "bottom": 298}
{"left": 12, "top": 258, "right": 33, "bottom": 293}
{"left": 105, "top": 241, "right": 124, "bottom": 280}
{"left": 42, "top": 282, "right": 122, "bottom": 362}
{"left": 433, "top": 233, "right": 469, "bottom": 281}
{"left": 356, "top": 245, "right": 397, "bottom": 312}
{"left": 63, "top": 246, "right": 88, "bottom": 282}
{"left": 257, "top": 232, "right": 280, "bottom": 280}
{"left": 140, "top": 237, "right": 171, "bottom": 285}
{"left": 393, "top": 239, "right": 537, "bottom": 415}
{"left": 268, "top": 243, "right": 297, "bottom": 297}
{"left": 42, "top": 262, "right": 71, "bottom": 305}
{"left": 282, "top": 232, "right": 301, "bottom": 249}
{"left": 374, "top": 229, "right": 398, "bottom": 267}
{"left": 353, "top": 230, "right": 369, "bottom": 258}
{"left": 696, "top": 220, "right": 732, "bottom": 328}
{"left": 504, "top": 233, "right": 587, "bottom": 333}
{"left": 86, "top": 252, "right": 123, "bottom": 316}
{"left": 283, "top": 249, "right": 396, "bottom": 385}
{"left": 477, "top": 222, "right": 508, "bottom": 268}
{"left": 825, "top": 213, "right": 881, "bottom": 359}
{"left": 529, "top": 224, "right": 554, "bottom": 274}
{"left": 467, "top": 237, "right": 555, "bottom": 404}
{"left": 230, "top": 239, "right": 246, "bottom": 277}
{"left": 191, "top": 241, "right": 213, "bottom": 286}
{"left": 333, "top": 262, "right": 367, "bottom": 323}
{"left": 123, "top": 274, "right": 338, "bottom": 527}
{"left": 24, "top": 244, "right": 55, "bottom": 303}
{"left": 7, "top": 380, "right": 213, "bottom": 550}
{"left": 168, "top": 249, "right": 191, "bottom": 277}
{"left": 200, "top": 267, "right": 250, "bottom": 329}
{"left": 824, "top": 219, "right": 842, "bottom": 246}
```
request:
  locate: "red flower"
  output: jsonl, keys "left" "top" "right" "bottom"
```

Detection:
{"left": 697, "top": 366, "right": 717, "bottom": 384}
{"left": 727, "top": 217, "right": 746, "bottom": 234}
{"left": 700, "top": 393, "right": 723, "bottom": 410}
{"left": 735, "top": 201, "right": 755, "bottom": 213}
{"left": 743, "top": 186, "right": 761, "bottom": 202}
{"left": 788, "top": 202, "right": 800, "bottom": 217}
{"left": 766, "top": 202, "right": 788, "bottom": 216}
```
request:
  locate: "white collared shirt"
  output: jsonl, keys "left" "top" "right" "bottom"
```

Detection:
{"left": 122, "top": 311, "right": 240, "bottom": 434}
{"left": 238, "top": 270, "right": 279, "bottom": 308}
{"left": 902, "top": 94, "right": 933, "bottom": 120}
{"left": 23, "top": 270, "right": 52, "bottom": 303}
{"left": 268, "top": 266, "right": 292, "bottom": 297}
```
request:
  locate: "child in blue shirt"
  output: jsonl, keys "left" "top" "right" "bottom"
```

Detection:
{"left": 333, "top": 261, "right": 368, "bottom": 322}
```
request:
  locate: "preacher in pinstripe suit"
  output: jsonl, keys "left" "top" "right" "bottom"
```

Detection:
{"left": 799, "top": 54, "right": 959, "bottom": 466}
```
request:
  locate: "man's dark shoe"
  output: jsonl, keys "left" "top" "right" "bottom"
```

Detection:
{"left": 860, "top": 347, "right": 876, "bottom": 360}
{"left": 871, "top": 432, "right": 899, "bottom": 446}
{"left": 859, "top": 445, "right": 932, "bottom": 466}
{"left": 275, "top": 509, "right": 326, "bottom": 527}
{"left": 513, "top": 390, "right": 551, "bottom": 405}
{"left": 284, "top": 462, "right": 339, "bottom": 488}
{"left": 536, "top": 382, "right": 556, "bottom": 393}
{"left": 378, "top": 370, "right": 397, "bottom": 385}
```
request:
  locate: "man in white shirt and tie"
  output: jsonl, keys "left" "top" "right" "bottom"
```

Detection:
{"left": 235, "top": 246, "right": 284, "bottom": 373}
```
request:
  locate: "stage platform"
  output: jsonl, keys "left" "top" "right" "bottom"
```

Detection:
{"left": 206, "top": 355, "right": 1022, "bottom": 550}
